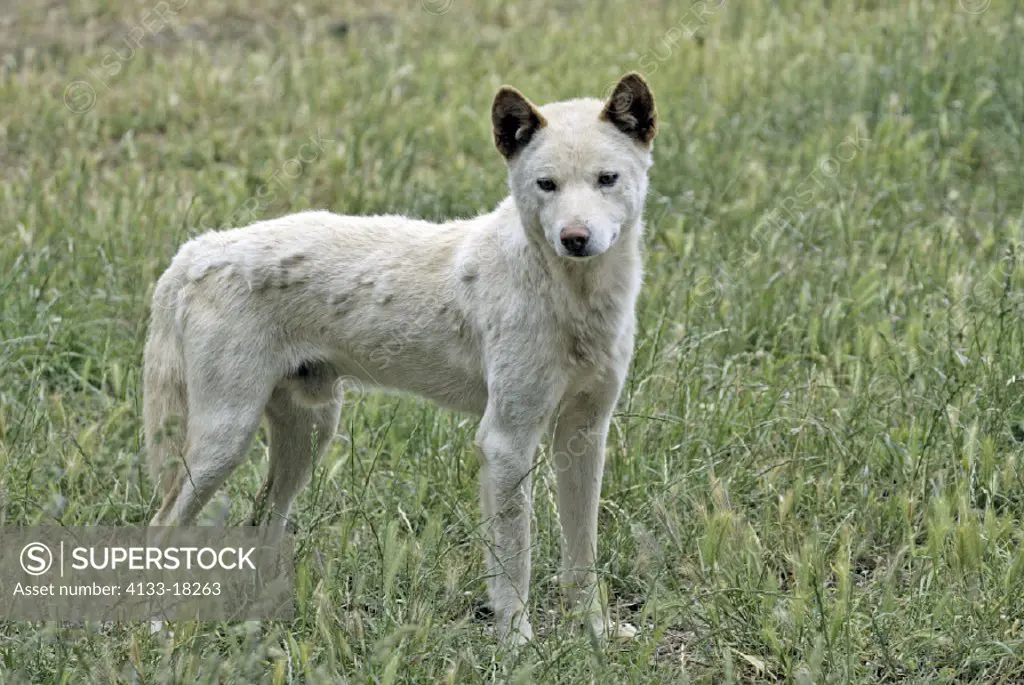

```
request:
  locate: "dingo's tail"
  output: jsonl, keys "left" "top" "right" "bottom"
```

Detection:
{"left": 143, "top": 267, "right": 189, "bottom": 520}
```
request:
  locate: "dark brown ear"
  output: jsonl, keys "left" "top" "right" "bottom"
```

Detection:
{"left": 600, "top": 72, "right": 657, "bottom": 146}
{"left": 492, "top": 86, "right": 547, "bottom": 159}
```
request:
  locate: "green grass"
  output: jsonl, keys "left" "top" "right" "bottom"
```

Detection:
{"left": 1, "top": 0, "right": 1023, "bottom": 681}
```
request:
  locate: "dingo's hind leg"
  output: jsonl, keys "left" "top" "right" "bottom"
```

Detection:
{"left": 150, "top": 353, "right": 276, "bottom": 527}
{"left": 251, "top": 385, "right": 341, "bottom": 533}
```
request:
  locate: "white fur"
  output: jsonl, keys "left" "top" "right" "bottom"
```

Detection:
{"left": 144, "top": 74, "right": 656, "bottom": 644}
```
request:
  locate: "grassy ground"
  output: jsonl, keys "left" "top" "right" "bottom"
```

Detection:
{"left": 1, "top": 0, "right": 1022, "bottom": 682}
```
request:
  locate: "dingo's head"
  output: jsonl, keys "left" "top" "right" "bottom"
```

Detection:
{"left": 492, "top": 73, "right": 657, "bottom": 260}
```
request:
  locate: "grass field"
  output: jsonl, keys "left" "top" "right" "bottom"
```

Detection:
{"left": 1, "top": 0, "right": 1023, "bottom": 682}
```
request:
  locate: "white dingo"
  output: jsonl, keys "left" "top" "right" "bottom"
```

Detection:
{"left": 144, "top": 73, "right": 657, "bottom": 643}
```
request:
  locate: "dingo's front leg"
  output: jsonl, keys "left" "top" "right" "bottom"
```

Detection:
{"left": 552, "top": 375, "right": 637, "bottom": 640}
{"left": 475, "top": 386, "right": 556, "bottom": 645}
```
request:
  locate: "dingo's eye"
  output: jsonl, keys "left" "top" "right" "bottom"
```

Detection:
{"left": 597, "top": 172, "right": 619, "bottom": 188}
{"left": 536, "top": 178, "right": 557, "bottom": 192}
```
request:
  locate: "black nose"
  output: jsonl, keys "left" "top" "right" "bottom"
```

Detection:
{"left": 559, "top": 226, "right": 591, "bottom": 255}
